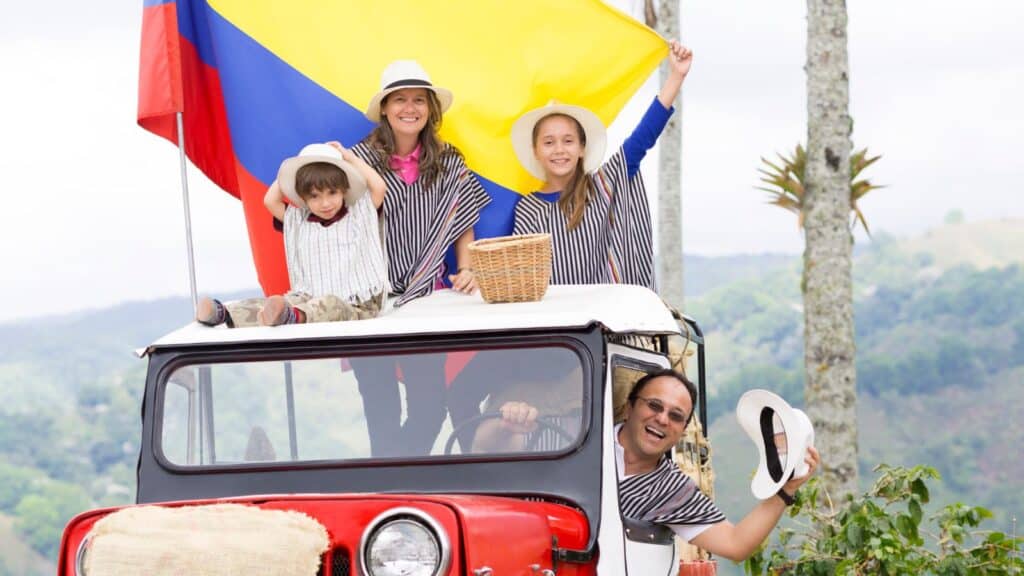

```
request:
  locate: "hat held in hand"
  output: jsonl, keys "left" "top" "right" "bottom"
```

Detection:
{"left": 736, "top": 389, "right": 815, "bottom": 500}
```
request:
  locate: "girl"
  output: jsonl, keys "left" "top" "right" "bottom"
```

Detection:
{"left": 341, "top": 60, "right": 490, "bottom": 457}
{"left": 511, "top": 41, "right": 693, "bottom": 289}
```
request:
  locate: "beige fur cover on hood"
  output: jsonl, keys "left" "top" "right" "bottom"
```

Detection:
{"left": 83, "top": 503, "right": 330, "bottom": 575}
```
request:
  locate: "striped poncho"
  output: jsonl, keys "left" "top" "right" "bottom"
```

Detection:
{"left": 616, "top": 423, "right": 726, "bottom": 530}
{"left": 512, "top": 148, "right": 656, "bottom": 289}
{"left": 353, "top": 141, "right": 490, "bottom": 306}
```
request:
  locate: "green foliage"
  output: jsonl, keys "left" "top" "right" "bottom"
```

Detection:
{"left": 756, "top": 143, "right": 883, "bottom": 235}
{"left": 13, "top": 482, "right": 90, "bottom": 560}
{"left": 0, "top": 464, "right": 38, "bottom": 513}
{"left": 743, "top": 465, "right": 1024, "bottom": 575}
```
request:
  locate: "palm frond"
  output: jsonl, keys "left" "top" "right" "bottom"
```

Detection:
{"left": 852, "top": 205, "right": 872, "bottom": 237}
{"left": 755, "top": 143, "right": 882, "bottom": 236}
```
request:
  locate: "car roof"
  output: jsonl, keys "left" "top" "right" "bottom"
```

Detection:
{"left": 142, "top": 284, "right": 679, "bottom": 355}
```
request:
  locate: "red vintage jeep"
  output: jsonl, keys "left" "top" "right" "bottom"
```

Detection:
{"left": 58, "top": 284, "right": 712, "bottom": 576}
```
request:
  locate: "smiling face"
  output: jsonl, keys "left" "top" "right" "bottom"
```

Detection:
{"left": 532, "top": 114, "right": 585, "bottom": 183}
{"left": 381, "top": 87, "right": 432, "bottom": 140}
{"left": 302, "top": 187, "right": 345, "bottom": 220}
{"left": 620, "top": 375, "right": 693, "bottom": 471}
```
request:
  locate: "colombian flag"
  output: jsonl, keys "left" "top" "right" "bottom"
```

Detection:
{"left": 138, "top": 0, "right": 667, "bottom": 296}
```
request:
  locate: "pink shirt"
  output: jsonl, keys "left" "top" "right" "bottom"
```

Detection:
{"left": 389, "top": 144, "right": 445, "bottom": 287}
{"left": 389, "top": 144, "right": 421, "bottom": 185}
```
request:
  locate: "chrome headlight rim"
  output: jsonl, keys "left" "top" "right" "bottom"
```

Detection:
{"left": 359, "top": 506, "right": 451, "bottom": 576}
{"left": 75, "top": 534, "right": 92, "bottom": 576}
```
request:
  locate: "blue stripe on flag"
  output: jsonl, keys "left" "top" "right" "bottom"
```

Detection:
{"left": 176, "top": 0, "right": 221, "bottom": 68}
{"left": 206, "top": 7, "right": 375, "bottom": 184}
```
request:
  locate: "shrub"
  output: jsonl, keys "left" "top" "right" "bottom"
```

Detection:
{"left": 744, "top": 464, "right": 1023, "bottom": 575}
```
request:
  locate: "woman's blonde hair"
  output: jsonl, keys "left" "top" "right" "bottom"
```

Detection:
{"left": 533, "top": 113, "right": 595, "bottom": 231}
{"left": 366, "top": 90, "right": 461, "bottom": 187}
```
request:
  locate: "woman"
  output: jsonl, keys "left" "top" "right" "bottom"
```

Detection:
{"left": 343, "top": 60, "right": 490, "bottom": 457}
{"left": 345, "top": 60, "right": 490, "bottom": 305}
{"left": 511, "top": 41, "right": 693, "bottom": 289}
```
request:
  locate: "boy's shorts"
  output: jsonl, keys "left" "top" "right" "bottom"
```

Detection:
{"left": 225, "top": 292, "right": 383, "bottom": 327}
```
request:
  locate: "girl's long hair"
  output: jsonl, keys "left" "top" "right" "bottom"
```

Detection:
{"left": 366, "top": 90, "right": 461, "bottom": 188}
{"left": 533, "top": 113, "right": 595, "bottom": 231}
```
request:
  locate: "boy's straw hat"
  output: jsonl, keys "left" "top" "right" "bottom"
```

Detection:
{"left": 277, "top": 144, "right": 367, "bottom": 209}
{"left": 365, "top": 60, "right": 453, "bottom": 122}
{"left": 735, "top": 389, "right": 815, "bottom": 500}
{"left": 511, "top": 101, "right": 607, "bottom": 182}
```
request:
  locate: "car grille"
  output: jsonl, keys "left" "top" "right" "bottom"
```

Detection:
{"left": 317, "top": 548, "right": 351, "bottom": 576}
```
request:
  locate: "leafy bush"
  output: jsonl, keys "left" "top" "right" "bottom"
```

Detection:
{"left": 744, "top": 465, "right": 1023, "bottom": 575}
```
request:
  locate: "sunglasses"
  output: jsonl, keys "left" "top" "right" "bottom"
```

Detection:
{"left": 635, "top": 396, "right": 689, "bottom": 424}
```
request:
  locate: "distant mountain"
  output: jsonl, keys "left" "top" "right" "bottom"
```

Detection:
{"left": 897, "top": 218, "right": 1024, "bottom": 270}
{"left": 683, "top": 253, "right": 797, "bottom": 298}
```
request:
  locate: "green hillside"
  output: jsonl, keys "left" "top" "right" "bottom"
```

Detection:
{"left": 0, "top": 221, "right": 1020, "bottom": 567}
{"left": 694, "top": 219, "right": 1024, "bottom": 543}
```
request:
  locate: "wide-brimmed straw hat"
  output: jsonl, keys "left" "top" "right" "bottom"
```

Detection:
{"left": 277, "top": 143, "right": 368, "bottom": 209}
{"left": 736, "top": 389, "right": 816, "bottom": 500}
{"left": 511, "top": 101, "right": 607, "bottom": 181}
{"left": 365, "top": 60, "right": 453, "bottom": 123}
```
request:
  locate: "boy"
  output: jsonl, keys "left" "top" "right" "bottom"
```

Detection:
{"left": 197, "top": 143, "right": 388, "bottom": 327}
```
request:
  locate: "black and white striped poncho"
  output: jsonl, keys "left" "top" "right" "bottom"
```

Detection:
{"left": 512, "top": 148, "right": 655, "bottom": 289}
{"left": 619, "top": 452, "right": 727, "bottom": 527}
{"left": 353, "top": 141, "right": 490, "bottom": 306}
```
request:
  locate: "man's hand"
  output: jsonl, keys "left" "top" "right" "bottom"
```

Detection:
{"left": 781, "top": 445, "right": 820, "bottom": 498}
{"left": 498, "top": 401, "right": 538, "bottom": 434}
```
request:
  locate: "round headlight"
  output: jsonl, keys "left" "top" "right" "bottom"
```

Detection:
{"left": 75, "top": 535, "right": 91, "bottom": 576}
{"left": 361, "top": 508, "right": 450, "bottom": 576}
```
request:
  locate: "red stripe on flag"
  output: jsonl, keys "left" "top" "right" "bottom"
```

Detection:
{"left": 137, "top": 4, "right": 240, "bottom": 199}
{"left": 234, "top": 158, "right": 290, "bottom": 295}
{"left": 137, "top": 3, "right": 182, "bottom": 140}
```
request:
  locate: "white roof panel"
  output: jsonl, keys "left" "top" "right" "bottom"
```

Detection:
{"left": 144, "top": 284, "right": 679, "bottom": 354}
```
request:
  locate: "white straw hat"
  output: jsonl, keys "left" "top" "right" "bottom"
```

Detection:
{"left": 511, "top": 101, "right": 607, "bottom": 181}
{"left": 736, "top": 389, "right": 816, "bottom": 500}
{"left": 277, "top": 143, "right": 368, "bottom": 209}
{"left": 365, "top": 60, "right": 453, "bottom": 122}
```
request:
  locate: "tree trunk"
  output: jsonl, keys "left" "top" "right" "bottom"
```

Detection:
{"left": 804, "top": 0, "right": 857, "bottom": 500}
{"left": 647, "top": 0, "right": 684, "bottom": 310}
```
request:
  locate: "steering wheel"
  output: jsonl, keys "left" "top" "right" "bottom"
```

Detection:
{"left": 443, "top": 411, "right": 576, "bottom": 455}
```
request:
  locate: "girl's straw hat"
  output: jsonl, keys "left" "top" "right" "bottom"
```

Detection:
{"left": 511, "top": 101, "right": 607, "bottom": 181}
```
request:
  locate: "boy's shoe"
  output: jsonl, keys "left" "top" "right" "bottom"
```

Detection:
{"left": 258, "top": 295, "right": 300, "bottom": 326}
{"left": 196, "top": 297, "right": 228, "bottom": 326}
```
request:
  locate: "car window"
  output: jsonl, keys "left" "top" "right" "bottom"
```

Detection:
{"left": 159, "top": 345, "right": 586, "bottom": 467}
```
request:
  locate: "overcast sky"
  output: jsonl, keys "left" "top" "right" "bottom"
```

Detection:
{"left": 1, "top": 1, "right": 1021, "bottom": 324}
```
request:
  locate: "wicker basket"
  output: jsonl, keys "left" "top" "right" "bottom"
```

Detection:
{"left": 468, "top": 234, "right": 552, "bottom": 303}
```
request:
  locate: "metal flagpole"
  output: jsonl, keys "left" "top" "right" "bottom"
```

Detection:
{"left": 175, "top": 111, "right": 199, "bottom": 314}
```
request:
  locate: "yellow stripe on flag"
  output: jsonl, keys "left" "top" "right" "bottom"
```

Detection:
{"left": 208, "top": 0, "right": 666, "bottom": 193}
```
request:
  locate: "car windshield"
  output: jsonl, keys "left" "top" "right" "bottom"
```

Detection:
{"left": 159, "top": 345, "right": 586, "bottom": 467}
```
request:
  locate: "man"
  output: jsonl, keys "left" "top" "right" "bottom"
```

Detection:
{"left": 477, "top": 367, "right": 820, "bottom": 562}
{"left": 616, "top": 368, "right": 819, "bottom": 561}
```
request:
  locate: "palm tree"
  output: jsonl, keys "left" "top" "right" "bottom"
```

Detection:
{"left": 801, "top": 0, "right": 858, "bottom": 501}
{"left": 645, "top": 0, "right": 684, "bottom": 311}
{"left": 758, "top": 143, "right": 882, "bottom": 234}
